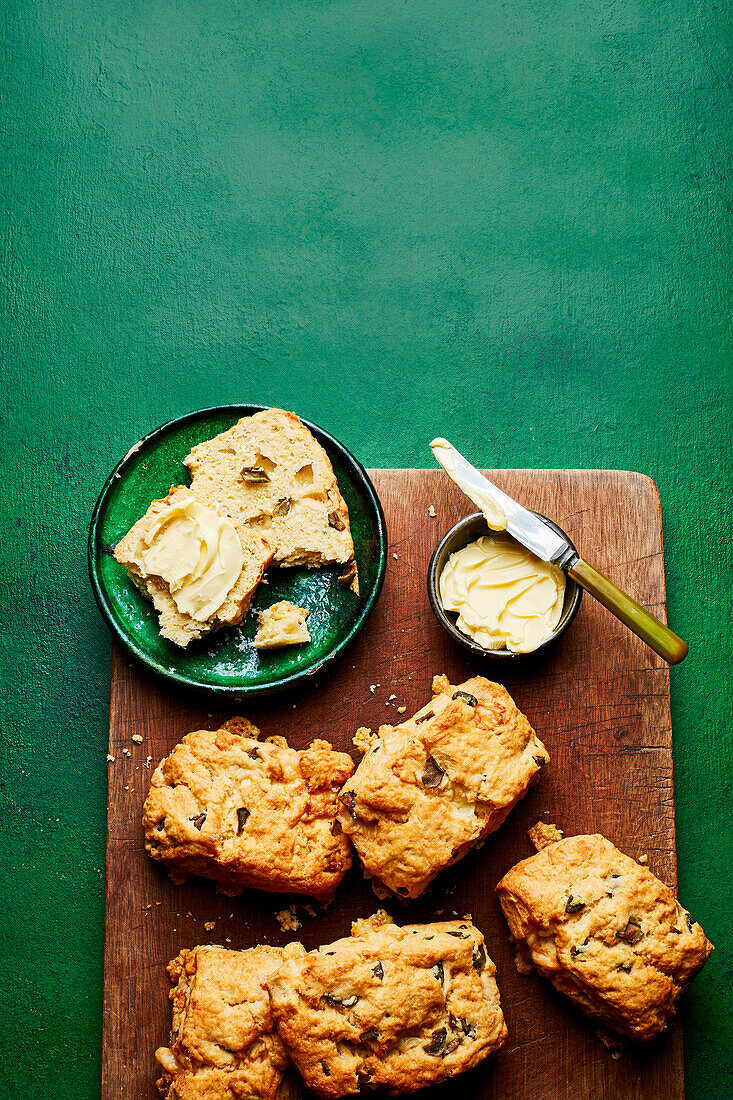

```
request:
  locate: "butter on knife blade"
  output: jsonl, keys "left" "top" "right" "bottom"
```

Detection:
{"left": 430, "top": 437, "right": 507, "bottom": 531}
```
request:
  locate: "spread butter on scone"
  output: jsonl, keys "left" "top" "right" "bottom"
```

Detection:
{"left": 496, "top": 831, "right": 713, "bottom": 1041}
{"left": 266, "top": 911, "right": 507, "bottom": 1097}
{"left": 143, "top": 718, "right": 353, "bottom": 902}
{"left": 115, "top": 485, "right": 273, "bottom": 648}
{"left": 337, "top": 675, "right": 548, "bottom": 898}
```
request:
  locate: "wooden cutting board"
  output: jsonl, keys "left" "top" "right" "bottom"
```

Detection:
{"left": 102, "top": 469, "right": 682, "bottom": 1100}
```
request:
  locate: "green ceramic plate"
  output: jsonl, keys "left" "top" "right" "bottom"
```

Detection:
{"left": 88, "top": 406, "right": 387, "bottom": 696}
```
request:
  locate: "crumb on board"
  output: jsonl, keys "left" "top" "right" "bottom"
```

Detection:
{"left": 427, "top": 505, "right": 436, "bottom": 517}
{"left": 397, "top": 705, "right": 407, "bottom": 713}
{"left": 204, "top": 921, "right": 215, "bottom": 932}
{"left": 275, "top": 905, "right": 301, "bottom": 932}
{"left": 131, "top": 734, "right": 143, "bottom": 744}
{"left": 528, "top": 821, "right": 564, "bottom": 851}
{"left": 106, "top": 754, "right": 115, "bottom": 763}
{"left": 392, "top": 553, "right": 398, "bottom": 559}
{"left": 638, "top": 854, "right": 648, "bottom": 864}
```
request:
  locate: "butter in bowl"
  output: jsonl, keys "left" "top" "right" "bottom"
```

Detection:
{"left": 428, "top": 511, "right": 582, "bottom": 659}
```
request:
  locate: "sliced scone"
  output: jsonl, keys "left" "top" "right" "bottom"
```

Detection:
{"left": 337, "top": 674, "right": 548, "bottom": 899}
{"left": 143, "top": 717, "right": 354, "bottom": 902}
{"left": 496, "top": 832, "right": 713, "bottom": 1041}
{"left": 114, "top": 485, "right": 273, "bottom": 647}
{"left": 184, "top": 408, "right": 358, "bottom": 591}
{"left": 155, "top": 944, "right": 297, "bottom": 1100}
{"left": 266, "top": 910, "right": 507, "bottom": 1098}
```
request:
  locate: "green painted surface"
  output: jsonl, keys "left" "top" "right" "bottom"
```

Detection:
{"left": 1, "top": 1, "right": 731, "bottom": 1095}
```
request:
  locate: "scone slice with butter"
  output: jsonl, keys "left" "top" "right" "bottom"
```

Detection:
{"left": 337, "top": 674, "right": 549, "bottom": 899}
{"left": 266, "top": 911, "right": 507, "bottom": 1098}
{"left": 114, "top": 485, "right": 273, "bottom": 647}
{"left": 496, "top": 832, "right": 714, "bottom": 1041}
{"left": 143, "top": 718, "right": 354, "bottom": 903}
{"left": 155, "top": 944, "right": 297, "bottom": 1100}
{"left": 184, "top": 408, "right": 358, "bottom": 591}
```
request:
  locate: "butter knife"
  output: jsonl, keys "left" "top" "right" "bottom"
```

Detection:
{"left": 430, "top": 438, "right": 688, "bottom": 665}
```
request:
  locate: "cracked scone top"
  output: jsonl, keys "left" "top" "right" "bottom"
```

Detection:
{"left": 155, "top": 945, "right": 297, "bottom": 1100}
{"left": 184, "top": 407, "right": 358, "bottom": 589}
{"left": 266, "top": 911, "right": 507, "bottom": 1097}
{"left": 337, "top": 675, "right": 548, "bottom": 898}
{"left": 496, "top": 833, "right": 713, "bottom": 1041}
{"left": 143, "top": 718, "right": 354, "bottom": 902}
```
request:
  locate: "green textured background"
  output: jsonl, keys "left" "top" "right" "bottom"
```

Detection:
{"left": 2, "top": 1, "right": 731, "bottom": 1096}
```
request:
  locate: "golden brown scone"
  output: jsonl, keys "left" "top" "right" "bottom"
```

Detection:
{"left": 266, "top": 911, "right": 507, "bottom": 1097}
{"left": 143, "top": 718, "right": 354, "bottom": 902}
{"left": 254, "top": 601, "right": 311, "bottom": 649}
{"left": 337, "top": 675, "right": 548, "bottom": 899}
{"left": 496, "top": 833, "right": 714, "bottom": 1041}
{"left": 184, "top": 408, "right": 358, "bottom": 591}
{"left": 155, "top": 944, "right": 298, "bottom": 1100}
{"left": 114, "top": 485, "right": 273, "bottom": 647}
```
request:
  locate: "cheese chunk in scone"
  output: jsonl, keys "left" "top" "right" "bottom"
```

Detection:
{"left": 155, "top": 944, "right": 298, "bottom": 1100}
{"left": 266, "top": 911, "right": 507, "bottom": 1098}
{"left": 143, "top": 718, "right": 354, "bottom": 902}
{"left": 184, "top": 408, "right": 358, "bottom": 590}
{"left": 496, "top": 833, "right": 714, "bottom": 1041}
{"left": 337, "top": 675, "right": 549, "bottom": 899}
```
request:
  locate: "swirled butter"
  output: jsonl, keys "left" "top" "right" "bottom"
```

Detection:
{"left": 131, "top": 491, "right": 243, "bottom": 621}
{"left": 430, "top": 437, "right": 507, "bottom": 531}
{"left": 439, "top": 534, "right": 565, "bottom": 653}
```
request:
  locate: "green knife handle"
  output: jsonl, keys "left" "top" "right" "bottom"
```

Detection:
{"left": 567, "top": 557, "right": 688, "bottom": 665}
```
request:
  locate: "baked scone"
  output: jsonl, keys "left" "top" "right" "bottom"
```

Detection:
{"left": 155, "top": 944, "right": 297, "bottom": 1100}
{"left": 496, "top": 832, "right": 714, "bottom": 1041}
{"left": 337, "top": 675, "right": 548, "bottom": 898}
{"left": 114, "top": 485, "right": 273, "bottom": 647}
{"left": 266, "top": 911, "right": 507, "bottom": 1097}
{"left": 184, "top": 408, "right": 358, "bottom": 591}
{"left": 254, "top": 601, "right": 311, "bottom": 649}
{"left": 143, "top": 718, "right": 354, "bottom": 902}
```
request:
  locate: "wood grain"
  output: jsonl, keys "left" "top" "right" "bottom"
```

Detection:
{"left": 103, "top": 469, "right": 681, "bottom": 1100}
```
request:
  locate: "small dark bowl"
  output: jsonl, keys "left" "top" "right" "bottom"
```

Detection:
{"left": 427, "top": 511, "right": 582, "bottom": 660}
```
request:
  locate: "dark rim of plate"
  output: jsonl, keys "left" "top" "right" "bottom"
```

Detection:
{"left": 427, "top": 510, "right": 582, "bottom": 659}
{"left": 88, "top": 404, "right": 388, "bottom": 696}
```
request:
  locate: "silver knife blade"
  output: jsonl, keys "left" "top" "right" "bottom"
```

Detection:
{"left": 430, "top": 438, "right": 576, "bottom": 567}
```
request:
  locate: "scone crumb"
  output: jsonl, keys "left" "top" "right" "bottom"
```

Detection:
{"left": 253, "top": 601, "right": 311, "bottom": 649}
{"left": 353, "top": 726, "right": 374, "bottom": 753}
{"left": 106, "top": 754, "right": 115, "bottom": 763}
{"left": 204, "top": 921, "right": 215, "bottom": 931}
{"left": 397, "top": 705, "right": 407, "bottom": 713}
{"left": 427, "top": 504, "right": 436, "bottom": 517}
{"left": 275, "top": 905, "right": 301, "bottom": 932}
{"left": 431, "top": 673, "right": 450, "bottom": 694}
{"left": 392, "top": 553, "right": 398, "bottom": 559}
{"left": 638, "top": 854, "right": 648, "bottom": 864}
{"left": 528, "top": 821, "right": 564, "bottom": 851}
{"left": 131, "top": 734, "right": 143, "bottom": 744}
